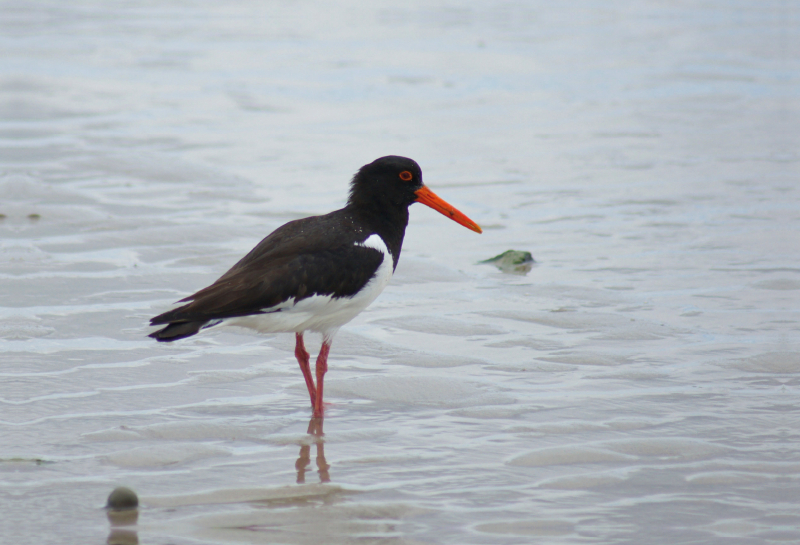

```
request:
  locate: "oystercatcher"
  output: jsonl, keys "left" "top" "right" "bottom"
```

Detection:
{"left": 149, "top": 156, "right": 481, "bottom": 416}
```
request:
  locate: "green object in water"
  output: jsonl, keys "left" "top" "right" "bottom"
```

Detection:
{"left": 480, "top": 250, "right": 535, "bottom": 275}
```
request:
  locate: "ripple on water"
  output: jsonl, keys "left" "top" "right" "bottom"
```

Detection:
{"left": 508, "top": 437, "right": 728, "bottom": 467}
{"left": 318, "top": 329, "right": 407, "bottom": 359}
{"left": 485, "top": 337, "right": 566, "bottom": 351}
{"left": 145, "top": 483, "right": 347, "bottom": 508}
{"left": 188, "top": 364, "right": 287, "bottom": 384}
{"left": 183, "top": 500, "right": 428, "bottom": 544}
{"left": 372, "top": 315, "right": 506, "bottom": 337}
{"left": 264, "top": 427, "right": 396, "bottom": 446}
{"left": 450, "top": 405, "right": 531, "bottom": 419}
{"left": 507, "top": 446, "right": 634, "bottom": 467}
{"left": 538, "top": 351, "right": 636, "bottom": 367}
{"left": 705, "top": 520, "right": 762, "bottom": 538}
{"left": 537, "top": 472, "right": 628, "bottom": 490}
{"left": 325, "top": 376, "right": 512, "bottom": 408}
{"left": 686, "top": 471, "right": 770, "bottom": 485}
{"left": 84, "top": 420, "right": 281, "bottom": 442}
{"left": 726, "top": 352, "right": 800, "bottom": 374}
{"left": 480, "top": 309, "right": 680, "bottom": 340}
{"left": 525, "top": 421, "right": 611, "bottom": 434}
{"left": 0, "top": 319, "right": 55, "bottom": 339}
{"left": 602, "top": 438, "right": 729, "bottom": 461}
{"left": 387, "top": 352, "right": 486, "bottom": 368}
{"left": 474, "top": 519, "right": 575, "bottom": 537}
{"left": 751, "top": 279, "right": 800, "bottom": 290}
{"left": 102, "top": 443, "right": 230, "bottom": 468}
{"left": 392, "top": 257, "right": 466, "bottom": 284}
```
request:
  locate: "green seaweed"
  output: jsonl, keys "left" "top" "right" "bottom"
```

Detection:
{"left": 479, "top": 250, "right": 535, "bottom": 275}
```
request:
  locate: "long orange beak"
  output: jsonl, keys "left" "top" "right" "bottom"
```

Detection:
{"left": 414, "top": 185, "right": 482, "bottom": 234}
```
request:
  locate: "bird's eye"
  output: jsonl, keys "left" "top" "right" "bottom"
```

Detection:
{"left": 399, "top": 171, "right": 413, "bottom": 181}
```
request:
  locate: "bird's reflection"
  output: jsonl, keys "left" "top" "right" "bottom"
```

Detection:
{"left": 295, "top": 416, "right": 330, "bottom": 484}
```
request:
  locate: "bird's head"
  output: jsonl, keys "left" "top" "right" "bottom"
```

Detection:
{"left": 348, "top": 156, "right": 482, "bottom": 233}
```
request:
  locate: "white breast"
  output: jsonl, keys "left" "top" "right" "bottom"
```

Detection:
{"left": 225, "top": 234, "right": 394, "bottom": 337}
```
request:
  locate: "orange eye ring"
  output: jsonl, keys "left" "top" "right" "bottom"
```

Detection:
{"left": 399, "top": 171, "right": 413, "bottom": 181}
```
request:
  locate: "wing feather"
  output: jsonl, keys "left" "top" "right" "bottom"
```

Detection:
{"left": 150, "top": 211, "right": 384, "bottom": 325}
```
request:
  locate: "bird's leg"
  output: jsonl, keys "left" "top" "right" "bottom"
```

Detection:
{"left": 294, "top": 332, "right": 316, "bottom": 405}
{"left": 313, "top": 338, "right": 332, "bottom": 418}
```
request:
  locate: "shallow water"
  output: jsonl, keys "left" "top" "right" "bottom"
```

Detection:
{"left": 2, "top": 1, "right": 798, "bottom": 543}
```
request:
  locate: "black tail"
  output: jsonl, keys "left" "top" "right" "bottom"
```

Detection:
{"left": 149, "top": 320, "right": 208, "bottom": 342}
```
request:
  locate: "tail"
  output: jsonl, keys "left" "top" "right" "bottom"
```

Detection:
{"left": 149, "top": 320, "right": 208, "bottom": 342}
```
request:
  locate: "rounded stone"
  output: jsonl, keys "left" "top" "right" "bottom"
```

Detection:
{"left": 106, "top": 487, "right": 139, "bottom": 510}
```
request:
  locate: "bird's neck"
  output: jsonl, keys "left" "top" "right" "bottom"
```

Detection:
{"left": 346, "top": 203, "right": 407, "bottom": 270}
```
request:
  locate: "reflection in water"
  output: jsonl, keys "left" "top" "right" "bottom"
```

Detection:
{"left": 106, "top": 506, "right": 138, "bottom": 545}
{"left": 295, "top": 417, "right": 330, "bottom": 484}
{"left": 107, "top": 528, "right": 138, "bottom": 545}
{"left": 103, "top": 420, "right": 331, "bottom": 545}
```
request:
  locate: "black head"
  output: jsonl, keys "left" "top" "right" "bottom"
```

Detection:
{"left": 347, "top": 155, "right": 423, "bottom": 210}
{"left": 346, "top": 155, "right": 482, "bottom": 234}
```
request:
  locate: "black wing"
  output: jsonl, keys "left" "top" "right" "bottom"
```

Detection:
{"left": 150, "top": 210, "right": 383, "bottom": 327}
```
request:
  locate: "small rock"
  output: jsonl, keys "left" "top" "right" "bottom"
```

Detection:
{"left": 106, "top": 487, "right": 139, "bottom": 528}
{"left": 106, "top": 487, "right": 138, "bottom": 510}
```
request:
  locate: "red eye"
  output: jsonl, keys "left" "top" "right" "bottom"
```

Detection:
{"left": 399, "top": 171, "right": 413, "bottom": 181}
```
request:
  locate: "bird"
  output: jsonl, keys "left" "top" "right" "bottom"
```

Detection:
{"left": 149, "top": 156, "right": 481, "bottom": 417}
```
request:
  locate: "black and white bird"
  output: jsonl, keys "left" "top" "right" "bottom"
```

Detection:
{"left": 149, "top": 156, "right": 481, "bottom": 417}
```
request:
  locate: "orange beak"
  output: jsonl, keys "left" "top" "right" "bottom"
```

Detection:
{"left": 414, "top": 185, "right": 482, "bottom": 234}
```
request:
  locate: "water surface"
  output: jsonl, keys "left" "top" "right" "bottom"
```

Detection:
{"left": 2, "top": 1, "right": 798, "bottom": 543}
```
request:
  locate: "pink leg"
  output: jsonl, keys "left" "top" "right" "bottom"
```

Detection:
{"left": 294, "top": 332, "right": 316, "bottom": 406}
{"left": 313, "top": 339, "right": 331, "bottom": 418}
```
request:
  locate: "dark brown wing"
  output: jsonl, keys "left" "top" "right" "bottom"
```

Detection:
{"left": 150, "top": 209, "right": 383, "bottom": 326}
